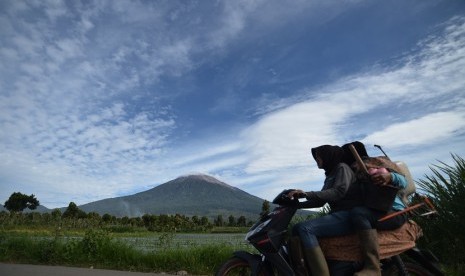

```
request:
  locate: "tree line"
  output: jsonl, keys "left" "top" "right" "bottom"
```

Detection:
{"left": 1, "top": 193, "right": 261, "bottom": 232}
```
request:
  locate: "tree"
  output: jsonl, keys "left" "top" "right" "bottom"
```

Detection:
{"left": 200, "top": 216, "right": 209, "bottom": 226}
{"left": 237, "top": 215, "right": 247, "bottom": 227}
{"left": 62, "top": 202, "right": 86, "bottom": 219}
{"left": 260, "top": 200, "right": 270, "bottom": 217}
{"left": 51, "top": 208, "right": 62, "bottom": 225}
{"left": 4, "top": 192, "right": 39, "bottom": 213}
{"left": 102, "top": 213, "right": 113, "bottom": 223}
{"left": 192, "top": 215, "right": 199, "bottom": 225}
{"left": 214, "top": 215, "right": 224, "bottom": 226}
{"left": 51, "top": 208, "right": 62, "bottom": 219}
{"left": 228, "top": 215, "right": 236, "bottom": 226}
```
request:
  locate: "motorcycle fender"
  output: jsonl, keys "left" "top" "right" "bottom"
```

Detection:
{"left": 233, "top": 251, "right": 273, "bottom": 275}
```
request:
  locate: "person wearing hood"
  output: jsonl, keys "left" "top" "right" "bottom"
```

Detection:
{"left": 342, "top": 141, "right": 408, "bottom": 276}
{"left": 348, "top": 159, "right": 408, "bottom": 276}
{"left": 287, "top": 144, "right": 364, "bottom": 276}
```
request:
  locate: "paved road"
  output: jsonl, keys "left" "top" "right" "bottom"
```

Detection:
{"left": 0, "top": 263, "right": 184, "bottom": 276}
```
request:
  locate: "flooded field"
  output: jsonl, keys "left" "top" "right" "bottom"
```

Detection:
{"left": 117, "top": 233, "right": 252, "bottom": 252}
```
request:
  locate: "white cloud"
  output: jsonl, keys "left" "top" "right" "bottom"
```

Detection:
{"left": 1, "top": 3, "right": 464, "bottom": 209}
{"left": 236, "top": 16, "right": 465, "bottom": 200}
{"left": 0, "top": 98, "right": 177, "bottom": 205}
{"left": 363, "top": 111, "right": 465, "bottom": 147}
{"left": 242, "top": 100, "right": 345, "bottom": 173}
{"left": 173, "top": 142, "right": 243, "bottom": 167}
{"left": 208, "top": 0, "right": 262, "bottom": 48}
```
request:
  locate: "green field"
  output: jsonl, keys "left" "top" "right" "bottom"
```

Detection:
{"left": 0, "top": 228, "right": 255, "bottom": 275}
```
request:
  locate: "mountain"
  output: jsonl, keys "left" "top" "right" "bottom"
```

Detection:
{"left": 78, "top": 174, "right": 266, "bottom": 219}
{"left": 24, "top": 205, "right": 50, "bottom": 213}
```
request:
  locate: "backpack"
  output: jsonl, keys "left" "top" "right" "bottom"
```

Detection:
{"left": 344, "top": 143, "right": 416, "bottom": 212}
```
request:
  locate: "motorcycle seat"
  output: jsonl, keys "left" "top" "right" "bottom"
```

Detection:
{"left": 319, "top": 220, "right": 421, "bottom": 261}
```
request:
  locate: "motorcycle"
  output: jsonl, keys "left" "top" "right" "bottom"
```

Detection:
{"left": 215, "top": 189, "right": 444, "bottom": 276}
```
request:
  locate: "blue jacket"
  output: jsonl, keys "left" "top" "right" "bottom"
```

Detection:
{"left": 391, "top": 172, "right": 408, "bottom": 211}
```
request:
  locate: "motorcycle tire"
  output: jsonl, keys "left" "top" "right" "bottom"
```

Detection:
{"left": 215, "top": 256, "right": 268, "bottom": 276}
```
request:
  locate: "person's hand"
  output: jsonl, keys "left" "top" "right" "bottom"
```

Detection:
{"left": 371, "top": 173, "right": 392, "bottom": 186}
{"left": 287, "top": 189, "right": 305, "bottom": 199}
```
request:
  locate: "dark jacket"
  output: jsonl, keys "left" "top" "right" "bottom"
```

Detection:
{"left": 299, "top": 163, "right": 364, "bottom": 212}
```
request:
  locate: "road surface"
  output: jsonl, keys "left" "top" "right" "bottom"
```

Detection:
{"left": 0, "top": 263, "right": 188, "bottom": 276}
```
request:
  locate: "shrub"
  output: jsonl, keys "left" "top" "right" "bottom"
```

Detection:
{"left": 81, "top": 229, "right": 112, "bottom": 261}
{"left": 416, "top": 154, "right": 465, "bottom": 271}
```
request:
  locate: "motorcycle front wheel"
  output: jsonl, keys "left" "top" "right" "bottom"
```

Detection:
{"left": 215, "top": 256, "right": 269, "bottom": 276}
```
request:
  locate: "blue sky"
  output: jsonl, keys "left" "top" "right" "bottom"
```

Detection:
{"left": 1, "top": 1, "right": 465, "bottom": 209}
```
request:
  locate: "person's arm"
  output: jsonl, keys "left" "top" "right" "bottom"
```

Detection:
{"left": 305, "top": 163, "right": 353, "bottom": 203}
{"left": 371, "top": 172, "right": 407, "bottom": 188}
{"left": 286, "top": 190, "right": 326, "bottom": 209}
{"left": 390, "top": 172, "right": 407, "bottom": 189}
{"left": 297, "top": 197, "right": 326, "bottom": 209}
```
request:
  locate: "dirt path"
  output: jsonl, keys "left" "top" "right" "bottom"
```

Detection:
{"left": 0, "top": 263, "right": 184, "bottom": 276}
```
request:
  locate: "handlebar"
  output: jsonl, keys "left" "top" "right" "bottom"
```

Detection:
{"left": 272, "top": 189, "right": 300, "bottom": 206}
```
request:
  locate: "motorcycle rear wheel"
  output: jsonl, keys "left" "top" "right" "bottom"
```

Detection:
{"left": 215, "top": 256, "right": 268, "bottom": 276}
{"left": 382, "top": 261, "right": 435, "bottom": 276}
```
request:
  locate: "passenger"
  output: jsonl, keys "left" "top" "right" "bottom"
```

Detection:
{"left": 341, "top": 141, "right": 408, "bottom": 275}
{"left": 287, "top": 145, "right": 364, "bottom": 276}
{"left": 349, "top": 163, "right": 408, "bottom": 276}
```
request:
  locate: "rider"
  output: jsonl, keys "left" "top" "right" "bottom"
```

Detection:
{"left": 288, "top": 144, "right": 364, "bottom": 276}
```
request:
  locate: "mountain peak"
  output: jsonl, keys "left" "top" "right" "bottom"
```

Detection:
{"left": 78, "top": 173, "right": 265, "bottom": 219}
{"left": 176, "top": 173, "right": 234, "bottom": 189}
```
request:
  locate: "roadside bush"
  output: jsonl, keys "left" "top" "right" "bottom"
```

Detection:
{"left": 81, "top": 229, "right": 112, "bottom": 261}
{"left": 155, "top": 231, "right": 175, "bottom": 250}
{"left": 416, "top": 154, "right": 465, "bottom": 272}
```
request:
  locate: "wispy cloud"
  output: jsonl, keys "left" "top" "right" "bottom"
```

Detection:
{"left": 234, "top": 16, "right": 465, "bottom": 200}
{"left": 1, "top": 0, "right": 270, "bottom": 206}
{"left": 363, "top": 111, "right": 465, "bottom": 147}
{"left": 1, "top": 2, "right": 464, "bottom": 208}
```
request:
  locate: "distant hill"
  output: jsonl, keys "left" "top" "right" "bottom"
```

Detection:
{"left": 27, "top": 205, "right": 51, "bottom": 213}
{"left": 78, "top": 174, "right": 267, "bottom": 219}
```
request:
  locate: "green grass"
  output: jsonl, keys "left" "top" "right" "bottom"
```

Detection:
{"left": 0, "top": 229, "right": 244, "bottom": 275}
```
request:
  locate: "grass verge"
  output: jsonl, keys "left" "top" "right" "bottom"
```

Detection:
{"left": 0, "top": 229, "right": 237, "bottom": 275}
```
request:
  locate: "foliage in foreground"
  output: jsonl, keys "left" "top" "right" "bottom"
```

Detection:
{"left": 415, "top": 154, "right": 465, "bottom": 272}
{"left": 0, "top": 229, "right": 235, "bottom": 274}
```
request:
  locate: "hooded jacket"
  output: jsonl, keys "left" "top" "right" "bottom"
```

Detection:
{"left": 301, "top": 145, "right": 364, "bottom": 212}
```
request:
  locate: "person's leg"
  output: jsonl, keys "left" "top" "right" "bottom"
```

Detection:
{"left": 350, "top": 206, "right": 382, "bottom": 230}
{"left": 350, "top": 207, "right": 383, "bottom": 276}
{"left": 293, "top": 210, "right": 353, "bottom": 248}
{"left": 292, "top": 211, "right": 353, "bottom": 276}
{"left": 354, "top": 229, "right": 380, "bottom": 276}
{"left": 288, "top": 236, "right": 309, "bottom": 276}
{"left": 302, "top": 246, "right": 330, "bottom": 276}
{"left": 376, "top": 213, "right": 408, "bottom": 231}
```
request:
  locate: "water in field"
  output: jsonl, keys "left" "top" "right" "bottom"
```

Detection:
{"left": 117, "top": 233, "right": 252, "bottom": 252}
